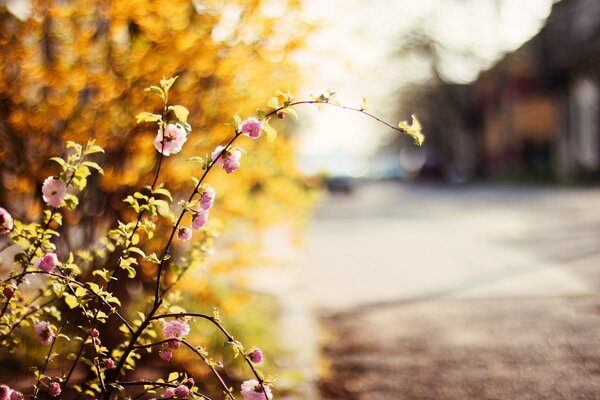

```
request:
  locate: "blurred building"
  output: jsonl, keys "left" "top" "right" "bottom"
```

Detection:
{"left": 402, "top": 0, "right": 600, "bottom": 182}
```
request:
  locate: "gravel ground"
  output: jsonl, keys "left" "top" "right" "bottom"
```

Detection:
{"left": 319, "top": 295, "right": 600, "bottom": 400}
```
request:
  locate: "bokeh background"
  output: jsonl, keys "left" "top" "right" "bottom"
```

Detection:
{"left": 3, "top": 0, "right": 600, "bottom": 399}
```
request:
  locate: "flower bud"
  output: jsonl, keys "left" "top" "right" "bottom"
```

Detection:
{"left": 48, "top": 382, "right": 61, "bottom": 397}
{"left": 3, "top": 286, "right": 15, "bottom": 300}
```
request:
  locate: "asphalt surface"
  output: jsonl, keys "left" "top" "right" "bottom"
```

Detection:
{"left": 255, "top": 181, "right": 600, "bottom": 399}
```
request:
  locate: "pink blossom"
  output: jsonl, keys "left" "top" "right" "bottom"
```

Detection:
{"left": 38, "top": 253, "right": 58, "bottom": 273}
{"left": 154, "top": 124, "right": 188, "bottom": 156}
{"left": 185, "top": 378, "right": 195, "bottom": 386}
{"left": 35, "top": 321, "right": 55, "bottom": 345}
{"left": 3, "top": 286, "right": 14, "bottom": 300}
{"left": 168, "top": 339, "right": 181, "bottom": 350}
{"left": 175, "top": 385, "right": 190, "bottom": 399}
{"left": 239, "top": 117, "right": 263, "bottom": 139}
{"left": 48, "top": 382, "right": 61, "bottom": 397}
{"left": 191, "top": 209, "right": 209, "bottom": 230}
{"left": 199, "top": 187, "right": 216, "bottom": 210}
{"left": 159, "top": 349, "right": 173, "bottom": 362}
{"left": 9, "top": 390, "right": 22, "bottom": 400}
{"left": 162, "top": 388, "right": 175, "bottom": 398}
{"left": 211, "top": 145, "right": 242, "bottom": 174}
{"left": 0, "top": 385, "right": 12, "bottom": 400}
{"left": 241, "top": 380, "right": 273, "bottom": 400}
{"left": 177, "top": 227, "right": 193, "bottom": 242}
{"left": 104, "top": 358, "right": 115, "bottom": 369}
{"left": 248, "top": 348, "right": 263, "bottom": 364}
{"left": 0, "top": 207, "right": 13, "bottom": 235}
{"left": 42, "top": 177, "right": 67, "bottom": 208}
{"left": 162, "top": 320, "right": 190, "bottom": 339}
{"left": 90, "top": 328, "right": 100, "bottom": 338}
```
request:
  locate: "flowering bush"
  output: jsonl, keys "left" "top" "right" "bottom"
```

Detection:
{"left": 0, "top": 77, "right": 422, "bottom": 399}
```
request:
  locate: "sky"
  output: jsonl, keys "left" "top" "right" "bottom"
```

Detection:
{"left": 293, "top": 0, "right": 558, "bottom": 176}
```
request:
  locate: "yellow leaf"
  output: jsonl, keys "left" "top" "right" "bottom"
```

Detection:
{"left": 398, "top": 115, "right": 425, "bottom": 146}
{"left": 64, "top": 294, "right": 78, "bottom": 309}
{"left": 263, "top": 121, "right": 277, "bottom": 142}
{"left": 169, "top": 105, "right": 189, "bottom": 124}
{"left": 135, "top": 112, "right": 162, "bottom": 124}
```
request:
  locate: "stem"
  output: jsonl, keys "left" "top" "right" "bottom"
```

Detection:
{"left": 153, "top": 132, "right": 241, "bottom": 304}
{"left": 151, "top": 313, "right": 269, "bottom": 400}
{"left": 32, "top": 310, "right": 74, "bottom": 399}
{"left": 116, "top": 381, "right": 213, "bottom": 400}
{"left": 180, "top": 340, "right": 235, "bottom": 400}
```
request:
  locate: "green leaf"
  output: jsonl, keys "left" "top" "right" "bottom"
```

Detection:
{"left": 167, "top": 372, "right": 179, "bottom": 382}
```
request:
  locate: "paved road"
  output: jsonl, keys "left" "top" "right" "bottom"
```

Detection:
{"left": 252, "top": 181, "right": 600, "bottom": 399}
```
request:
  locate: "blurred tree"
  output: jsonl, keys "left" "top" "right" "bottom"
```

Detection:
{"left": 0, "top": 0, "right": 315, "bottom": 256}
{"left": 0, "top": 0, "right": 316, "bottom": 388}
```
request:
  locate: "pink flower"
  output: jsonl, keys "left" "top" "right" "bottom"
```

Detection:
{"left": 104, "top": 358, "right": 115, "bottom": 369}
{"left": 90, "top": 328, "right": 100, "bottom": 338}
{"left": 162, "top": 320, "right": 190, "bottom": 339}
{"left": 199, "top": 187, "right": 216, "bottom": 210}
{"left": 0, "top": 207, "right": 13, "bottom": 235}
{"left": 48, "top": 382, "right": 61, "bottom": 397}
{"left": 241, "top": 380, "right": 273, "bottom": 400}
{"left": 42, "top": 177, "right": 67, "bottom": 208}
{"left": 159, "top": 349, "right": 173, "bottom": 362}
{"left": 211, "top": 145, "right": 242, "bottom": 174}
{"left": 239, "top": 117, "right": 263, "bottom": 139}
{"left": 9, "top": 390, "right": 22, "bottom": 400}
{"left": 35, "top": 321, "right": 55, "bottom": 345}
{"left": 248, "top": 348, "right": 263, "bottom": 364}
{"left": 154, "top": 124, "right": 188, "bottom": 156}
{"left": 168, "top": 339, "right": 181, "bottom": 350}
{"left": 38, "top": 253, "right": 58, "bottom": 273}
{"left": 175, "top": 385, "right": 190, "bottom": 399}
{"left": 177, "top": 227, "right": 192, "bottom": 242}
{"left": 191, "top": 209, "right": 209, "bottom": 230}
{"left": 3, "top": 286, "right": 15, "bottom": 300}
{"left": 162, "top": 388, "right": 175, "bottom": 398}
{"left": 0, "top": 385, "right": 12, "bottom": 400}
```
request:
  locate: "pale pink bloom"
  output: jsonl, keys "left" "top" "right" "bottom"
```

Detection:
{"left": 211, "top": 145, "right": 242, "bottom": 174}
{"left": 38, "top": 253, "right": 58, "bottom": 273}
{"left": 162, "top": 388, "right": 175, "bottom": 398}
{"left": 199, "top": 187, "right": 216, "bottom": 210}
{"left": 9, "top": 390, "right": 22, "bottom": 400}
{"left": 175, "top": 385, "right": 190, "bottom": 399}
{"left": 162, "top": 320, "right": 190, "bottom": 339}
{"left": 177, "top": 227, "right": 192, "bottom": 242}
{"left": 35, "top": 321, "right": 55, "bottom": 345}
{"left": 191, "top": 209, "right": 209, "bottom": 230}
{"left": 42, "top": 177, "right": 67, "bottom": 208}
{"left": 159, "top": 349, "right": 173, "bottom": 362}
{"left": 0, "top": 385, "right": 11, "bottom": 400}
{"left": 239, "top": 117, "right": 263, "bottom": 139}
{"left": 0, "top": 207, "right": 13, "bottom": 235}
{"left": 154, "top": 124, "right": 188, "bottom": 156}
{"left": 104, "top": 358, "right": 115, "bottom": 369}
{"left": 241, "top": 379, "right": 273, "bottom": 400}
{"left": 48, "top": 382, "right": 61, "bottom": 397}
{"left": 248, "top": 348, "right": 263, "bottom": 364}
